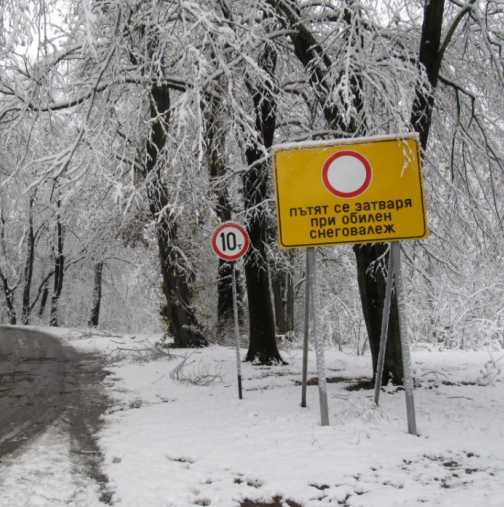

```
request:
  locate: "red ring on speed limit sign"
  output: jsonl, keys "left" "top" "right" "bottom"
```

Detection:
{"left": 211, "top": 222, "right": 250, "bottom": 261}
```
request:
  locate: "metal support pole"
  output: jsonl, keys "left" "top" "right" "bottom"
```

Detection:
{"left": 232, "top": 262, "right": 243, "bottom": 400}
{"left": 309, "top": 248, "right": 330, "bottom": 426}
{"left": 374, "top": 246, "right": 394, "bottom": 406}
{"left": 301, "top": 249, "right": 311, "bottom": 408}
{"left": 391, "top": 243, "right": 417, "bottom": 435}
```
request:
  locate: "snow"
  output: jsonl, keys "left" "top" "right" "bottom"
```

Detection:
{"left": 0, "top": 424, "right": 99, "bottom": 506}
{"left": 272, "top": 133, "right": 419, "bottom": 154}
{"left": 1, "top": 327, "right": 504, "bottom": 506}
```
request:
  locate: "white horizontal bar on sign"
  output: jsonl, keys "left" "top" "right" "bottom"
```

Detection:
{"left": 272, "top": 132, "right": 420, "bottom": 154}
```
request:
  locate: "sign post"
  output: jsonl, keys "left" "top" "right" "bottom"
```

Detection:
{"left": 301, "top": 250, "right": 311, "bottom": 409}
{"left": 309, "top": 248, "right": 330, "bottom": 426}
{"left": 392, "top": 243, "right": 417, "bottom": 435}
{"left": 374, "top": 248, "right": 394, "bottom": 406}
{"left": 211, "top": 222, "right": 250, "bottom": 400}
{"left": 231, "top": 262, "right": 243, "bottom": 399}
{"left": 301, "top": 247, "right": 330, "bottom": 426}
{"left": 272, "top": 134, "right": 426, "bottom": 434}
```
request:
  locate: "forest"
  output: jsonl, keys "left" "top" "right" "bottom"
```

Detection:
{"left": 1, "top": 0, "right": 503, "bottom": 385}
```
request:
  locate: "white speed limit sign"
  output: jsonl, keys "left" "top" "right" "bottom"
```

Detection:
{"left": 210, "top": 222, "right": 250, "bottom": 261}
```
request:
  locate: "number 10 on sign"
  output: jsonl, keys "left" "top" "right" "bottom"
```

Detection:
{"left": 211, "top": 223, "right": 250, "bottom": 262}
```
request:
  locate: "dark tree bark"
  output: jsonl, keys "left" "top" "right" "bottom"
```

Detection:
{"left": 124, "top": 15, "right": 206, "bottom": 347}
{"left": 410, "top": 0, "right": 446, "bottom": 150}
{"left": 409, "top": 0, "right": 446, "bottom": 347}
{"left": 268, "top": 217, "right": 295, "bottom": 336}
{"left": 214, "top": 1, "right": 282, "bottom": 361}
{"left": 270, "top": 0, "right": 404, "bottom": 383}
{"left": 50, "top": 205, "right": 64, "bottom": 327}
{"left": 271, "top": 0, "right": 454, "bottom": 383}
{"left": 272, "top": 265, "right": 295, "bottom": 336}
{"left": 354, "top": 244, "right": 403, "bottom": 384}
{"left": 0, "top": 209, "right": 16, "bottom": 324}
{"left": 0, "top": 271, "right": 16, "bottom": 324}
{"left": 88, "top": 261, "right": 104, "bottom": 328}
{"left": 352, "top": 242, "right": 404, "bottom": 383}
{"left": 146, "top": 84, "right": 207, "bottom": 347}
{"left": 21, "top": 196, "right": 35, "bottom": 325}
{"left": 38, "top": 279, "right": 50, "bottom": 318}
{"left": 243, "top": 40, "right": 283, "bottom": 364}
{"left": 202, "top": 89, "right": 241, "bottom": 339}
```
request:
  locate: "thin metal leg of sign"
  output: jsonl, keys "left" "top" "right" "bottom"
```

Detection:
{"left": 391, "top": 243, "right": 418, "bottom": 435}
{"left": 301, "top": 249, "right": 311, "bottom": 408}
{"left": 309, "top": 248, "right": 330, "bottom": 426}
{"left": 374, "top": 245, "right": 394, "bottom": 406}
{"left": 232, "top": 262, "right": 243, "bottom": 400}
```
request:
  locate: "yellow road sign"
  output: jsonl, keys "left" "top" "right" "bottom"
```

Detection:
{"left": 273, "top": 134, "right": 428, "bottom": 248}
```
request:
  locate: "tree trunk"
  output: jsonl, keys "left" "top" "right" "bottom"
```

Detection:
{"left": 272, "top": 0, "right": 451, "bottom": 383}
{"left": 202, "top": 89, "right": 240, "bottom": 339}
{"left": 352, "top": 1, "right": 447, "bottom": 384}
{"left": 214, "top": 3, "right": 281, "bottom": 360}
{"left": 272, "top": 263, "right": 295, "bottom": 336}
{"left": 0, "top": 273, "right": 16, "bottom": 324}
{"left": 269, "top": 0, "right": 408, "bottom": 383}
{"left": 0, "top": 208, "right": 16, "bottom": 324}
{"left": 21, "top": 196, "right": 35, "bottom": 325}
{"left": 146, "top": 84, "right": 207, "bottom": 347}
{"left": 88, "top": 261, "right": 104, "bottom": 328}
{"left": 38, "top": 279, "right": 50, "bottom": 318}
{"left": 50, "top": 208, "right": 64, "bottom": 327}
{"left": 243, "top": 41, "right": 283, "bottom": 364}
{"left": 353, "top": 244, "right": 403, "bottom": 384}
{"left": 156, "top": 221, "right": 207, "bottom": 348}
{"left": 275, "top": 0, "right": 448, "bottom": 383}
{"left": 410, "top": 0, "right": 445, "bottom": 150}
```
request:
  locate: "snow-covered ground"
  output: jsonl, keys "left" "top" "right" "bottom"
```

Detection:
{"left": 1, "top": 328, "right": 503, "bottom": 506}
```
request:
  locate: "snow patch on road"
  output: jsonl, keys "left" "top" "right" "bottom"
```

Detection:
{"left": 0, "top": 422, "right": 100, "bottom": 506}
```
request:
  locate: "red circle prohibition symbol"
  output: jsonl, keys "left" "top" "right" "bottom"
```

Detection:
{"left": 321, "top": 150, "right": 372, "bottom": 198}
{"left": 211, "top": 222, "right": 250, "bottom": 262}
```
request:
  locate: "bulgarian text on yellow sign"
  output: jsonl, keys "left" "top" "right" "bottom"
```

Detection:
{"left": 272, "top": 134, "right": 428, "bottom": 248}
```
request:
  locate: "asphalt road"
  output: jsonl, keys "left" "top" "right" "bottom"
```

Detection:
{"left": 0, "top": 326, "right": 298, "bottom": 506}
{"left": 0, "top": 326, "right": 113, "bottom": 503}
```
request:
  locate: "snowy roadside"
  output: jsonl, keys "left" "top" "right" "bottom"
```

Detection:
{"left": 96, "top": 344, "right": 504, "bottom": 507}
{"left": 2, "top": 327, "right": 503, "bottom": 506}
